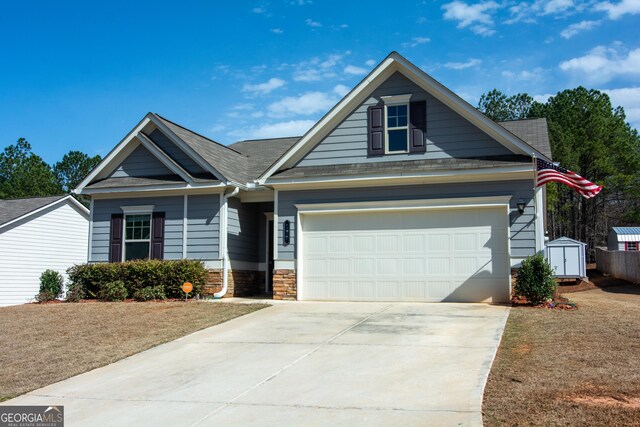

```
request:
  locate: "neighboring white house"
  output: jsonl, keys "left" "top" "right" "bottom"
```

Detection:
{"left": 0, "top": 195, "right": 89, "bottom": 306}
{"left": 608, "top": 227, "right": 640, "bottom": 251}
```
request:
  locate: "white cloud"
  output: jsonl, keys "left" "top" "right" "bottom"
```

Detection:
{"left": 501, "top": 67, "right": 545, "bottom": 81}
{"left": 291, "top": 0, "right": 312, "bottom": 4}
{"left": 442, "top": 1, "right": 500, "bottom": 36}
{"left": 229, "top": 120, "right": 316, "bottom": 140}
{"left": 344, "top": 64, "right": 367, "bottom": 75}
{"left": 305, "top": 18, "right": 322, "bottom": 27}
{"left": 595, "top": 0, "right": 640, "bottom": 19}
{"left": 289, "top": 53, "right": 347, "bottom": 82}
{"left": 268, "top": 91, "right": 338, "bottom": 117}
{"left": 602, "top": 87, "right": 640, "bottom": 129}
{"left": 242, "top": 77, "right": 286, "bottom": 95}
{"left": 417, "top": 16, "right": 428, "bottom": 24}
{"left": 252, "top": 6, "right": 268, "bottom": 14}
{"left": 270, "top": 28, "right": 284, "bottom": 34}
{"left": 560, "top": 20, "right": 600, "bottom": 38}
{"left": 444, "top": 58, "right": 482, "bottom": 69}
{"left": 365, "top": 59, "right": 376, "bottom": 66}
{"left": 559, "top": 44, "right": 640, "bottom": 83}
{"left": 506, "top": 0, "right": 580, "bottom": 24}
{"left": 333, "top": 84, "right": 350, "bottom": 96}
{"left": 402, "top": 36, "right": 431, "bottom": 47}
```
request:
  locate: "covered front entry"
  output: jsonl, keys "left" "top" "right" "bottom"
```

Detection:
{"left": 298, "top": 204, "right": 510, "bottom": 302}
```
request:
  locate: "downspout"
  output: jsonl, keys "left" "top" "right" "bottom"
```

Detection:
{"left": 213, "top": 186, "right": 240, "bottom": 299}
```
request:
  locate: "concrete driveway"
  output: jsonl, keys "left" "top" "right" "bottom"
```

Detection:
{"left": 5, "top": 302, "right": 509, "bottom": 426}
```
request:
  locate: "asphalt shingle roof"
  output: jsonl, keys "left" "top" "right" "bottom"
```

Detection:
{"left": 270, "top": 155, "right": 531, "bottom": 179}
{"left": 498, "top": 118, "right": 552, "bottom": 160}
{"left": 228, "top": 137, "right": 301, "bottom": 180}
{"left": 0, "top": 195, "right": 67, "bottom": 227}
{"left": 94, "top": 115, "right": 549, "bottom": 186}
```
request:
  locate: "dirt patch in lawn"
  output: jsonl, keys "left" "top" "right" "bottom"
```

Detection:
{"left": 483, "top": 280, "right": 640, "bottom": 426}
{"left": 0, "top": 301, "right": 267, "bottom": 402}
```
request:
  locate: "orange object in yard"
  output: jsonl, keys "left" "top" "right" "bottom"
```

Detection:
{"left": 182, "top": 282, "right": 193, "bottom": 293}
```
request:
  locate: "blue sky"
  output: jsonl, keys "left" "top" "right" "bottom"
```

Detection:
{"left": 1, "top": 0, "right": 639, "bottom": 163}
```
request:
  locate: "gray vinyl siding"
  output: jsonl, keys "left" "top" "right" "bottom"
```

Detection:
{"left": 148, "top": 129, "right": 208, "bottom": 175}
{"left": 110, "top": 145, "right": 172, "bottom": 178}
{"left": 227, "top": 197, "right": 260, "bottom": 263}
{"left": 186, "top": 194, "right": 220, "bottom": 260}
{"left": 297, "top": 72, "right": 512, "bottom": 167}
{"left": 277, "top": 180, "right": 536, "bottom": 265}
{"left": 91, "top": 196, "right": 184, "bottom": 262}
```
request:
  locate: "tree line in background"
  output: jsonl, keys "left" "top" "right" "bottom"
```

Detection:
{"left": 478, "top": 87, "right": 640, "bottom": 259}
{"left": 0, "top": 138, "right": 101, "bottom": 201}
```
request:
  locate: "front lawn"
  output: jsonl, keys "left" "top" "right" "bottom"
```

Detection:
{"left": 483, "top": 280, "right": 640, "bottom": 426}
{"left": 0, "top": 301, "right": 267, "bottom": 401}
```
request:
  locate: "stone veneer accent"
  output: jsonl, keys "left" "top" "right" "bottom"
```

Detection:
{"left": 273, "top": 269, "right": 297, "bottom": 300}
{"left": 203, "top": 269, "right": 263, "bottom": 297}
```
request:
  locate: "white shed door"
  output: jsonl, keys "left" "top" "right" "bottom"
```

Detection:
{"left": 300, "top": 207, "right": 510, "bottom": 302}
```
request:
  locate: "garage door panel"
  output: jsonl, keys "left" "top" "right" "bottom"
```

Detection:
{"left": 353, "top": 235, "right": 374, "bottom": 252}
{"left": 330, "top": 236, "right": 351, "bottom": 253}
{"left": 301, "top": 208, "right": 510, "bottom": 302}
{"left": 403, "top": 258, "right": 425, "bottom": 274}
{"left": 403, "top": 234, "right": 425, "bottom": 251}
{"left": 427, "top": 257, "right": 450, "bottom": 275}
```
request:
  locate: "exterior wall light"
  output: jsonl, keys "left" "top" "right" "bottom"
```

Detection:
{"left": 517, "top": 199, "right": 526, "bottom": 215}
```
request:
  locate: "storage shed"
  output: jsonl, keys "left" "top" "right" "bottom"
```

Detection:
{"left": 608, "top": 227, "right": 640, "bottom": 251}
{"left": 0, "top": 195, "right": 89, "bottom": 306}
{"left": 545, "top": 237, "right": 587, "bottom": 278}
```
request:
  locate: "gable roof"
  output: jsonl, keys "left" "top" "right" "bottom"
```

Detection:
{"left": 0, "top": 195, "right": 88, "bottom": 231}
{"left": 498, "top": 118, "right": 552, "bottom": 159}
{"left": 152, "top": 114, "right": 251, "bottom": 184}
{"left": 257, "top": 51, "right": 552, "bottom": 183}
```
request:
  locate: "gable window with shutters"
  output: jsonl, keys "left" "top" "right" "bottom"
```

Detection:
{"left": 110, "top": 205, "right": 165, "bottom": 262}
{"left": 368, "top": 94, "right": 427, "bottom": 157}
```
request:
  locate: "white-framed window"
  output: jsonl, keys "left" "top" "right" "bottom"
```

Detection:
{"left": 120, "top": 205, "right": 155, "bottom": 261}
{"left": 381, "top": 94, "right": 412, "bottom": 154}
{"left": 124, "top": 214, "right": 152, "bottom": 261}
{"left": 626, "top": 242, "right": 638, "bottom": 251}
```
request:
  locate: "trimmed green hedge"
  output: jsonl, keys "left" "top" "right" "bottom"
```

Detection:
{"left": 66, "top": 259, "right": 207, "bottom": 300}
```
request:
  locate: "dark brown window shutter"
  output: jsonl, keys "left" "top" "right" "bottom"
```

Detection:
{"left": 109, "top": 214, "right": 123, "bottom": 263}
{"left": 409, "top": 101, "right": 427, "bottom": 153}
{"left": 367, "top": 105, "right": 385, "bottom": 156}
{"left": 150, "top": 212, "right": 165, "bottom": 260}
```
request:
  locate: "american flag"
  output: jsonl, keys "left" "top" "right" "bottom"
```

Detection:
{"left": 536, "top": 158, "right": 602, "bottom": 199}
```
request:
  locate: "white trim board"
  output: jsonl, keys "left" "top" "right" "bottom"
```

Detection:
{"left": 257, "top": 51, "right": 550, "bottom": 183}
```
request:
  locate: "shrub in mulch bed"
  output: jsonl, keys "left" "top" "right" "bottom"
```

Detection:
{"left": 511, "top": 293, "right": 578, "bottom": 310}
{"left": 66, "top": 259, "right": 206, "bottom": 301}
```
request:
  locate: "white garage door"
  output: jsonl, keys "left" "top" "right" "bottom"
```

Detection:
{"left": 300, "top": 207, "right": 510, "bottom": 302}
